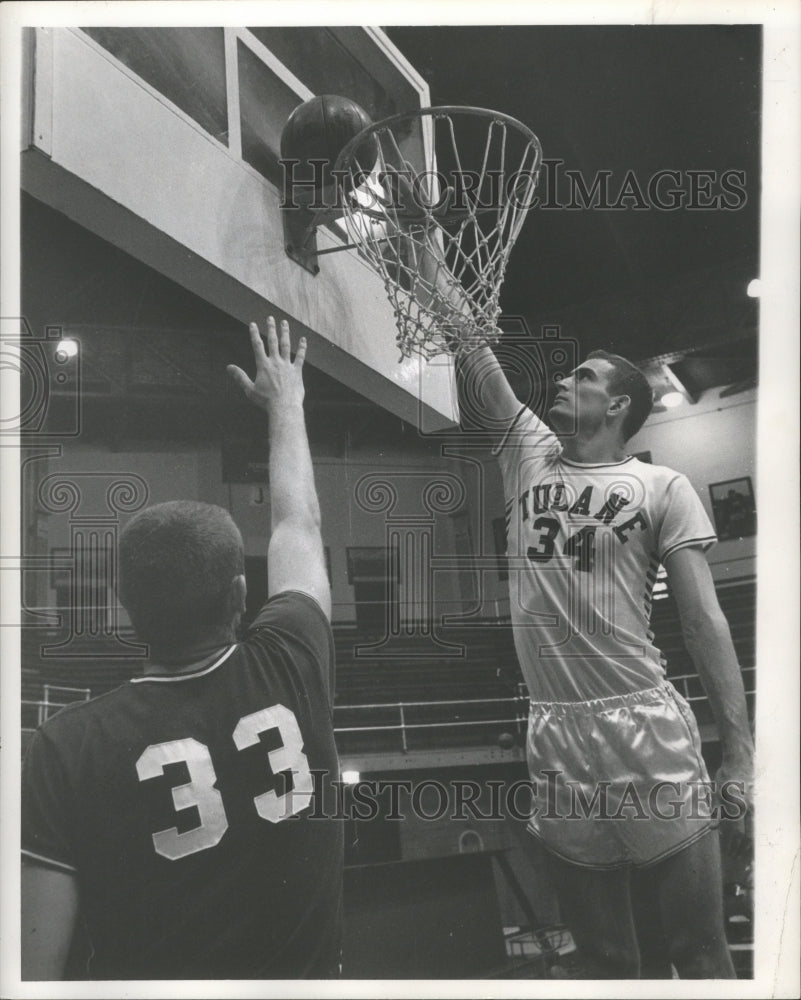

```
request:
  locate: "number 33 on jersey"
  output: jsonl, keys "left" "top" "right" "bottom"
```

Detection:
{"left": 135, "top": 703, "right": 313, "bottom": 861}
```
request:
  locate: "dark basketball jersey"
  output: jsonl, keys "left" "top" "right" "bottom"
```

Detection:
{"left": 22, "top": 591, "right": 343, "bottom": 980}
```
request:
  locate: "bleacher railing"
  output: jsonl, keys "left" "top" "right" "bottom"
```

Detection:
{"left": 334, "top": 693, "right": 530, "bottom": 752}
{"left": 20, "top": 689, "right": 531, "bottom": 751}
{"left": 669, "top": 664, "right": 756, "bottom": 704}
{"left": 20, "top": 667, "right": 755, "bottom": 753}
{"left": 21, "top": 684, "right": 91, "bottom": 731}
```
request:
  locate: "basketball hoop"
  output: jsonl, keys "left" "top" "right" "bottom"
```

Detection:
{"left": 332, "top": 106, "right": 543, "bottom": 360}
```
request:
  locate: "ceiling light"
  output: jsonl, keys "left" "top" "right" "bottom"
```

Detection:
{"left": 660, "top": 391, "right": 685, "bottom": 408}
{"left": 55, "top": 338, "right": 79, "bottom": 360}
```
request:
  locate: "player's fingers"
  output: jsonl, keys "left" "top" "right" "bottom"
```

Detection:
{"left": 248, "top": 322, "right": 268, "bottom": 366}
{"left": 226, "top": 364, "right": 254, "bottom": 398}
{"left": 278, "top": 318, "right": 291, "bottom": 360}
{"left": 264, "top": 316, "right": 279, "bottom": 358}
{"left": 294, "top": 336, "right": 307, "bottom": 368}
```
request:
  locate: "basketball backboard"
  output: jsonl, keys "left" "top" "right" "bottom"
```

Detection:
{"left": 21, "top": 26, "right": 455, "bottom": 429}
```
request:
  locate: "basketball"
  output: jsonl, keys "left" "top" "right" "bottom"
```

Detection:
{"left": 280, "top": 95, "right": 379, "bottom": 202}
{"left": 498, "top": 732, "right": 515, "bottom": 750}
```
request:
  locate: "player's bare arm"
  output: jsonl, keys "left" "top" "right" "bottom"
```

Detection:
{"left": 21, "top": 863, "right": 79, "bottom": 979}
{"left": 228, "top": 317, "right": 331, "bottom": 620}
{"left": 387, "top": 168, "right": 526, "bottom": 440}
{"left": 664, "top": 546, "right": 755, "bottom": 816}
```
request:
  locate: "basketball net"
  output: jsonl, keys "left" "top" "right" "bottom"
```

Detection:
{"left": 333, "top": 107, "right": 543, "bottom": 360}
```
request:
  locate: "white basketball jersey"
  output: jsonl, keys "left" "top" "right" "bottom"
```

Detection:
{"left": 496, "top": 408, "right": 716, "bottom": 702}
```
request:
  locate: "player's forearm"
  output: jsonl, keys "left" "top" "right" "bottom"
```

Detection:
{"left": 456, "top": 346, "right": 518, "bottom": 429}
{"left": 412, "top": 234, "right": 524, "bottom": 430}
{"left": 681, "top": 610, "right": 754, "bottom": 763}
{"left": 413, "top": 231, "right": 472, "bottom": 330}
{"left": 268, "top": 403, "right": 321, "bottom": 531}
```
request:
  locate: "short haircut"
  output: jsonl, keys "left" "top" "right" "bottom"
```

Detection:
{"left": 586, "top": 349, "right": 654, "bottom": 440}
{"left": 119, "top": 501, "right": 244, "bottom": 655}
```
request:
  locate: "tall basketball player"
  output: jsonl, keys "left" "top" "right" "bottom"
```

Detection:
{"left": 397, "top": 177, "right": 754, "bottom": 978}
{"left": 22, "top": 318, "right": 343, "bottom": 979}
{"left": 459, "top": 346, "right": 753, "bottom": 977}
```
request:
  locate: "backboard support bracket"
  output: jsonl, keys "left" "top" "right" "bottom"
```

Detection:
{"left": 282, "top": 203, "right": 365, "bottom": 273}
{"left": 282, "top": 205, "right": 320, "bottom": 275}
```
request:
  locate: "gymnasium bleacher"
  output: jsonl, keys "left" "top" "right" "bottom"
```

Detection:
{"left": 21, "top": 578, "right": 756, "bottom": 758}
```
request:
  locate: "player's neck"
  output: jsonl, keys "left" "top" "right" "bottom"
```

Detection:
{"left": 559, "top": 429, "right": 628, "bottom": 465}
{"left": 145, "top": 631, "right": 237, "bottom": 675}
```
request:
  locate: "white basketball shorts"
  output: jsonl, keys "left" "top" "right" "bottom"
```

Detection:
{"left": 525, "top": 682, "right": 716, "bottom": 868}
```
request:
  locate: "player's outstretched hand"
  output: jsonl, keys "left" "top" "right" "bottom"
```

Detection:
{"left": 227, "top": 317, "right": 306, "bottom": 414}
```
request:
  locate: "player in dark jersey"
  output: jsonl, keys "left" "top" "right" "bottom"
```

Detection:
{"left": 22, "top": 317, "right": 343, "bottom": 980}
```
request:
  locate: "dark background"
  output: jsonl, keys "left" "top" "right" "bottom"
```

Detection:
{"left": 386, "top": 25, "right": 761, "bottom": 369}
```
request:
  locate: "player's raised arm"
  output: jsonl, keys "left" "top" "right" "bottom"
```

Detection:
{"left": 227, "top": 317, "right": 331, "bottom": 620}
{"left": 387, "top": 169, "right": 529, "bottom": 443}
{"left": 455, "top": 346, "right": 529, "bottom": 441}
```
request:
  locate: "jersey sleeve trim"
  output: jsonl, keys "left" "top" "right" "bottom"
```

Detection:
{"left": 248, "top": 589, "right": 330, "bottom": 633}
{"left": 491, "top": 404, "right": 534, "bottom": 457}
{"left": 21, "top": 848, "right": 78, "bottom": 874}
{"left": 661, "top": 536, "right": 717, "bottom": 561}
{"left": 272, "top": 589, "right": 329, "bottom": 622}
{"left": 560, "top": 455, "right": 637, "bottom": 469}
